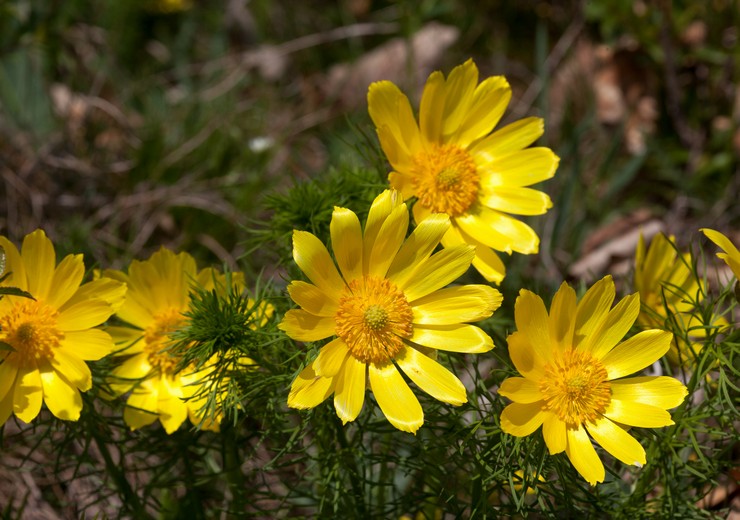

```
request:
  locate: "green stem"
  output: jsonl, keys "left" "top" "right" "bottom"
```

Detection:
{"left": 334, "top": 419, "right": 367, "bottom": 518}
{"left": 91, "top": 428, "right": 148, "bottom": 519}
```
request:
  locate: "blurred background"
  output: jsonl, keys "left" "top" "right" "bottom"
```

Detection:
{"left": 1, "top": 0, "right": 739, "bottom": 284}
{"left": 1, "top": 1, "right": 739, "bottom": 517}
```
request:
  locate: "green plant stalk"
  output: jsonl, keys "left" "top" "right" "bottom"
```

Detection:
{"left": 90, "top": 427, "right": 148, "bottom": 519}
{"left": 334, "top": 419, "right": 368, "bottom": 517}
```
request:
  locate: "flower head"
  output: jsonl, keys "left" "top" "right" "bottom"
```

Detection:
{"left": 701, "top": 228, "right": 740, "bottom": 281}
{"left": 104, "top": 248, "right": 258, "bottom": 433}
{"left": 634, "top": 233, "right": 715, "bottom": 364}
{"left": 499, "top": 276, "right": 687, "bottom": 485}
{"left": 0, "top": 230, "right": 126, "bottom": 425}
{"left": 280, "top": 190, "right": 502, "bottom": 433}
{"left": 368, "top": 59, "right": 559, "bottom": 283}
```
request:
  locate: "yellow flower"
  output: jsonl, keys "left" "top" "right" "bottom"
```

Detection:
{"left": 634, "top": 233, "right": 716, "bottom": 364}
{"left": 104, "top": 248, "right": 255, "bottom": 433}
{"left": 0, "top": 230, "right": 126, "bottom": 425}
{"left": 499, "top": 276, "right": 687, "bottom": 485}
{"left": 368, "top": 59, "right": 559, "bottom": 283}
{"left": 701, "top": 228, "right": 740, "bottom": 280}
{"left": 280, "top": 190, "right": 502, "bottom": 433}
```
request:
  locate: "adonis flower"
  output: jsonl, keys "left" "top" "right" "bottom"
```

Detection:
{"left": 633, "top": 233, "right": 717, "bottom": 364}
{"left": 280, "top": 190, "right": 502, "bottom": 433}
{"left": 499, "top": 276, "right": 687, "bottom": 485}
{"left": 104, "top": 248, "right": 258, "bottom": 433}
{"left": 368, "top": 59, "right": 559, "bottom": 283}
{"left": 702, "top": 228, "right": 740, "bottom": 281}
{"left": 0, "top": 230, "right": 126, "bottom": 425}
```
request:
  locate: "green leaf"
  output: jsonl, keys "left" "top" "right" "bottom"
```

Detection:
{"left": 0, "top": 341, "right": 15, "bottom": 352}
{"left": 0, "top": 286, "right": 34, "bottom": 300}
{"left": 0, "top": 245, "right": 5, "bottom": 275}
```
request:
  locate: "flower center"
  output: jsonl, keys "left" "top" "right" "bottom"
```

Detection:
{"left": 410, "top": 144, "right": 479, "bottom": 217}
{"left": 334, "top": 276, "right": 413, "bottom": 365}
{"left": 539, "top": 348, "right": 611, "bottom": 428}
{"left": 0, "top": 299, "right": 64, "bottom": 366}
{"left": 143, "top": 308, "right": 184, "bottom": 374}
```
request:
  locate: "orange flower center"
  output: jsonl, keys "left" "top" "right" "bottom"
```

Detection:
{"left": 334, "top": 276, "right": 413, "bottom": 365}
{"left": 539, "top": 348, "right": 611, "bottom": 428}
{"left": 0, "top": 299, "right": 64, "bottom": 366}
{"left": 410, "top": 144, "right": 479, "bottom": 217}
{"left": 143, "top": 308, "right": 184, "bottom": 374}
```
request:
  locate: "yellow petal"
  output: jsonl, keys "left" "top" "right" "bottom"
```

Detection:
{"left": 0, "top": 360, "right": 18, "bottom": 400}
{"left": 603, "top": 399, "right": 676, "bottom": 427}
{"left": 98, "top": 276, "right": 131, "bottom": 318}
{"left": 46, "top": 254, "right": 85, "bottom": 309}
{"left": 410, "top": 284, "right": 502, "bottom": 324}
{"left": 601, "top": 330, "right": 673, "bottom": 380}
{"left": 419, "top": 70, "right": 446, "bottom": 144}
{"left": 471, "top": 245, "right": 506, "bottom": 284}
{"left": 702, "top": 228, "right": 740, "bottom": 258}
{"left": 542, "top": 413, "right": 566, "bottom": 454}
{"left": 479, "top": 147, "right": 559, "bottom": 188}
{"left": 498, "top": 377, "right": 543, "bottom": 404}
{"left": 40, "top": 366, "right": 83, "bottom": 421}
{"left": 440, "top": 223, "right": 506, "bottom": 283}
{"left": 507, "top": 330, "right": 546, "bottom": 380}
{"left": 333, "top": 355, "right": 366, "bottom": 424}
{"left": 514, "top": 289, "right": 553, "bottom": 364}
{"left": 367, "top": 82, "right": 421, "bottom": 159}
{"left": 368, "top": 204, "right": 409, "bottom": 278}
{"left": 331, "top": 207, "right": 364, "bottom": 283}
{"left": 157, "top": 382, "right": 188, "bottom": 434}
{"left": 124, "top": 383, "right": 159, "bottom": 430}
{"left": 640, "top": 233, "right": 676, "bottom": 290}
{"left": 441, "top": 59, "right": 479, "bottom": 138}
{"left": 565, "top": 426, "right": 605, "bottom": 485}
{"left": 368, "top": 361, "right": 423, "bottom": 433}
{"left": 500, "top": 402, "right": 546, "bottom": 436}
{"left": 110, "top": 354, "right": 151, "bottom": 394}
{"left": 479, "top": 186, "right": 553, "bottom": 216}
{"left": 0, "top": 236, "right": 26, "bottom": 290}
{"left": 548, "top": 282, "right": 576, "bottom": 351}
{"left": 387, "top": 213, "right": 450, "bottom": 288}
{"left": 377, "top": 126, "right": 413, "bottom": 173}
{"left": 50, "top": 350, "right": 92, "bottom": 391}
{"left": 400, "top": 245, "right": 475, "bottom": 301}
{"left": 314, "top": 338, "right": 350, "bottom": 377}
{"left": 59, "top": 329, "right": 116, "bottom": 361}
{"left": 287, "top": 281, "right": 339, "bottom": 317}
{"left": 21, "top": 229, "right": 56, "bottom": 300}
{"left": 292, "top": 230, "right": 344, "bottom": 300}
{"left": 111, "top": 289, "right": 154, "bottom": 330}
{"left": 409, "top": 323, "right": 493, "bottom": 353}
{"left": 13, "top": 364, "right": 43, "bottom": 423}
{"left": 454, "top": 76, "right": 511, "bottom": 147}
{"left": 0, "top": 385, "right": 13, "bottom": 426}
{"left": 106, "top": 326, "right": 145, "bottom": 353}
{"left": 57, "top": 300, "right": 114, "bottom": 331}
{"left": 451, "top": 76, "right": 511, "bottom": 147}
{"left": 586, "top": 417, "right": 646, "bottom": 467}
{"left": 702, "top": 228, "right": 740, "bottom": 278}
{"left": 610, "top": 376, "right": 688, "bottom": 409}
{"left": 583, "top": 293, "right": 640, "bottom": 359}
{"left": 574, "top": 275, "right": 615, "bottom": 349}
{"left": 470, "top": 117, "right": 544, "bottom": 158}
{"left": 455, "top": 208, "right": 539, "bottom": 254}
{"left": 288, "top": 362, "right": 335, "bottom": 410}
{"left": 278, "top": 309, "right": 336, "bottom": 342}
{"left": 395, "top": 345, "right": 466, "bottom": 405}
{"left": 363, "top": 190, "right": 403, "bottom": 272}
{"left": 387, "top": 170, "right": 416, "bottom": 200}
